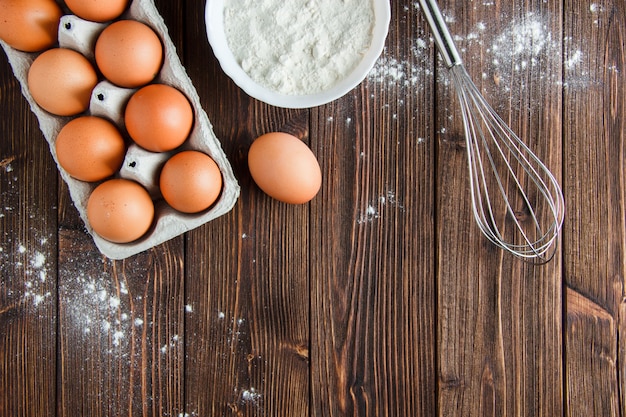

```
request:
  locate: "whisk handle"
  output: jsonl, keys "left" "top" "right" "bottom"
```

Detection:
{"left": 418, "top": 0, "right": 462, "bottom": 68}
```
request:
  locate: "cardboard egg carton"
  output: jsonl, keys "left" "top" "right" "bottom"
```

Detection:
{"left": 0, "top": 0, "right": 240, "bottom": 259}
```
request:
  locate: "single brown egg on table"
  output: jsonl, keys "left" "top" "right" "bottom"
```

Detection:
{"left": 95, "top": 20, "right": 163, "bottom": 88}
{"left": 87, "top": 179, "right": 154, "bottom": 243}
{"left": 125, "top": 84, "right": 194, "bottom": 152}
{"left": 65, "top": 0, "right": 128, "bottom": 22}
{"left": 159, "top": 150, "right": 222, "bottom": 214}
{"left": 55, "top": 116, "right": 126, "bottom": 182}
{"left": 0, "top": 0, "right": 62, "bottom": 52}
{"left": 248, "top": 132, "right": 321, "bottom": 204}
{"left": 27, "top": 48, "right": 99, "bottom": 116}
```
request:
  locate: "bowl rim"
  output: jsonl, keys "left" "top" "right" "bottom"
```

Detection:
{"left": 205, "top": 0, "right": 391, "bottom": 109}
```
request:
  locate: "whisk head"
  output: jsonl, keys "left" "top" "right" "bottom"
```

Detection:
{"left": 448, "top": 64, "right": 565, "bottom": 262}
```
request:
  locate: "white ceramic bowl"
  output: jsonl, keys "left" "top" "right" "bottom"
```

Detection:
{"left": 205, "top": 0, "right": 391, "bottom": 109}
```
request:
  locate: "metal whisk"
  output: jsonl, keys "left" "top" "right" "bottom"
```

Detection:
{"left": 419, "top": 0, "right": 565, "bottom": 262}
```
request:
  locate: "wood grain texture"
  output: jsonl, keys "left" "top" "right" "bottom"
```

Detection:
{"left": 310, "top": 3, "right": 437, "bottom": 415}
{"left": 566, "top": 287, "right": 619, "bottom": 416}
{"left": 57, "top": 232, "right": 185, "bottom": 417}
{"left": 563, "top": 0, "right": 625, "bottom": 415}
{"left": 436, "top": 1, "right": 563, "bottom": 416}
{"left": 0, "top": 0, "right": 624, "bottom": 416}
{"left": 0, "top": 48, "right": 58, "bottom": 417}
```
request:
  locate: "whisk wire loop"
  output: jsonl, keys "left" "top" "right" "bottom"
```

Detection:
{"left": 419, "top": 0, "right": 565, "bottom": 262}
{"left": 449, "top": 64, "right": 564, "bottom": 261}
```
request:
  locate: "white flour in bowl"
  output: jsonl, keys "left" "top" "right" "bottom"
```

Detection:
{"left": 224, "top": 0, "right": 374, "bottom": 95}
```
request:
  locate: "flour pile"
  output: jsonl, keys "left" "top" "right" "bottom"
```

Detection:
{"left": 224, "top": 0, "right": 374, "bottom": 95}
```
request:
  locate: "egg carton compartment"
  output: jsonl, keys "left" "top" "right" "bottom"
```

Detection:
{"left": 0, "top": 0, "right": 240, "bottom": 259}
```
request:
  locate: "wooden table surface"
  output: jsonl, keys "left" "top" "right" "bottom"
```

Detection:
{"left": 1, "top": 0, "right": 624, "bottom": 416}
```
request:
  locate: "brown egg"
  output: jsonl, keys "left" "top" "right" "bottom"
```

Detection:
{"left": 65, "top": 0, "right": 128, "bottom": 22}
{"left": 248, "top": 132, "right": 321, "bottom": 204}
{"left": 87, "top": 179, "right": 154, "bottom": 243}
{"left": 55, "top": 116, "right": 126, "bottom": 182}
{"left": 27, "top": 48, "right": 99, "bottom": 116}
{"left": 159, "top": 151, "right": 222, "bottom": 213}
{"left": 0, "top": 0, "right": 62, "bottom": 52}
{"left": 95, "top": 20, "right": 163, "bottom": 88}
{"left": 125, "top": 84, "right": 194, "bottom": 152}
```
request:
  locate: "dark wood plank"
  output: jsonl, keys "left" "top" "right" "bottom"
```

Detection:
{"left": 562, "top": 0, "right": 625, "bottom": 415}
{"left": 185, "top": 193, "right": 311, "bottom": 416}
{"left": 183, "top": 0, "right": 311, "bottom": 415}
{"left": 310, "top": 2, "right": 437, "bottom": 415}
{"left": 57, "top": 233, "right": 186, "bottom": 416}
{"left": 0, "top": 48, "right": 58, "bottom": 417}
{"left": 566, "top": 288, "right": 620, "bottom": 416}
{"left": 55, "top": 0, "right": 187, "bottom": 415}
{"left": 435, "top": 1, "right": 563, "bottom": 416}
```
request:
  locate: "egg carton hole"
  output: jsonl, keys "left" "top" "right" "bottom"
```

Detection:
{"left": 119, "top": 143, "right": 172, "bottom": 197}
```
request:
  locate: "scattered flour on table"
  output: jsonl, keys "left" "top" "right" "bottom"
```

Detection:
{"left": 565, "top": 49, "right": 583, "bottom": 69}
{"left": 216, "top": 311, "right": 248, "bottom": 346}
{"left": 485, "top": 12, "right": 563, "bottom": 92}
{"left": 589, "top": 3, "right": 603, "bottom": 25}
{"left": 0, "top": 232, "right": 190, "bottom": 356}
{"left": 364, "top": 5, "right": 616, "bottom": 99}
{"left": 224, "top": 0, "right": 374, "bottom": 95}
{"left": 357, "top": 190, "right": 404, "bottom": 225}
{"left": 230, "top": 386, "right": 262, "bottom": 411}
{"left": 64, "top": 271, "right": 133, "bottom": 347}
{"left": 241, "top": 387, "right": 261, "bottom": 404}
{"left": 1, "top": 235, "right": 54, "bottom": 309}
{"left": 160, "top": 334, "right": 181, "bottom": 354}
{"left": 367, "top": 41, "right": 432, "bottom": 90}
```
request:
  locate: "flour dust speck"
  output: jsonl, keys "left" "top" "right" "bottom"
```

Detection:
{"left": 357, "top": 190, "right": 405, "bottom": 224}
{"left": 30, "top": 251, "right": 46, "bottom": 269}
{"left": 565, "top": 50, "right": 583, "bottom": 69}
{"left": 241, "top": 387, "right": 261, "bottom": 404}
{"left": 1, "top": 236, "right": 55, "bottom": 309}
{"left": 367, "top": 36, "right": 432, "bottom": 91}
{"left": 112, "top": 330, "right": 125, "bottom": 346}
